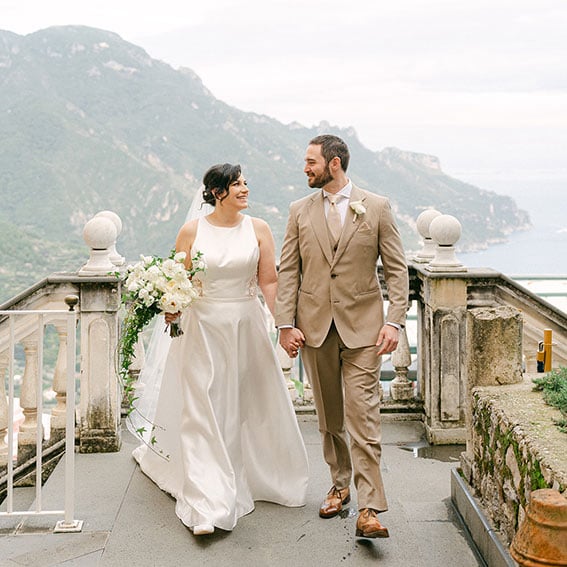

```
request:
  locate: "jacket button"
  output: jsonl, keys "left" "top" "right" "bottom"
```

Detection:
{"left": 331, "top": 274, "right": 337, "bottom": 279}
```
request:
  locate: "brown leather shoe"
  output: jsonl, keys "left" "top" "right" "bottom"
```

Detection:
{"left": 319, "top": 486, "right": 350, "bottom": 518}
{"left": 356, "top": 508, "right": 390, "bottom": 538}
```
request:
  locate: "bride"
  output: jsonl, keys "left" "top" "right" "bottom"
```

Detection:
{"left": 131, "top": 163, "right": 309, "bottom": 535}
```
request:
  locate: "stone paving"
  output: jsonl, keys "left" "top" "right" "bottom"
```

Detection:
{"left": 0, "top": 417, "right": 484, "bottom": 567}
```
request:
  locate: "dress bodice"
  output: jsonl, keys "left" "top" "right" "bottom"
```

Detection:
{"left": 191, "top": 215, "right": 259, "bottom": 300}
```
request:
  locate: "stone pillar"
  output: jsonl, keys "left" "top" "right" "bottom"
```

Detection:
{"left": 461, "top": 305, "right": 523, "bottom": 479}
{"left": 466, "top": 306, "right": 523, "bottom": 388}
{"left": 78, "top": 281, "right": 121, "bottom": 452}
{"left": 420, "top": 275, "right": 468, "bottom": 444}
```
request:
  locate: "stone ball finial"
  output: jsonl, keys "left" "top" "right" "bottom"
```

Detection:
{"left": 413, "top": 209, "right": 442, "bottom": 263}
{"left": 426, "top": 214, "right": 466, "bottom": 272}
{"left": 95, "top": 210, "right": 125, "bottom": 266}
{"left": 429, "top": 214, "right": 462, "bottom": 246}
{"left": 79, "top": 216, "right": 117, "bottom": 275}
{"left": 83, "top": 216, "right": 117, "bottom": 250}
{"left": 416, "top": 209, "right": 442, "bottom": 239}
{"left": 95, "top": 210, "right": 122, "bottom": 234}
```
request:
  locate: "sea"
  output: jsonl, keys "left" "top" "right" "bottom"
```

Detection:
{"left": 441, "top": 169, "right": 567, "bottom": 314}
{"left": 448, "top": 169, "right": 567, "bottom": 276}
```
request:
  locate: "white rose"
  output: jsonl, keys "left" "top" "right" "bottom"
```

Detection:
{"left": 350, "top": 200, "right": 366, "bottom": 215}
{"left": 159, "top": 293, "right": 183, "bottom": 313}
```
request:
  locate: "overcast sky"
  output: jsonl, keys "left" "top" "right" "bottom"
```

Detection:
{"left": 2, "top": 0, "right": 566, "bottom": 181}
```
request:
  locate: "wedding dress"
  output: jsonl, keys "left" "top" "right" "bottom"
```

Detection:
{"left": 132, "top": 214, "right": 309, "bottom": 531}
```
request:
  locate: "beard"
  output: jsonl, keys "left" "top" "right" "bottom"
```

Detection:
{"left": 307, "top": 164, "right": 333, "bottom": 188}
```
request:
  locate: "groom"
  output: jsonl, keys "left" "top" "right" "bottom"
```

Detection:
{"left": 275, "top": 134, "right": 408, "bottom": 538}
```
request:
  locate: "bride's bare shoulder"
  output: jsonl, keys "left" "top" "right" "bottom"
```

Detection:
{"left": 178, "top": 218, "right": 199, "bottom": 236}
{"left": 251, "top": 216, "right": 270, "bottom": 231}
{"left": 176, "top": 219, "right": 199, "bottom": 251}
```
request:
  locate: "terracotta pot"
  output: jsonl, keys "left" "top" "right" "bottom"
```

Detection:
{"left": 510, "top": 489, "right": 567, "bottom": 566}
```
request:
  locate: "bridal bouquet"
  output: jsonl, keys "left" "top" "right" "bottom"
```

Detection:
{"left": 114, "top": 249, "right": 206, "bottom": 416}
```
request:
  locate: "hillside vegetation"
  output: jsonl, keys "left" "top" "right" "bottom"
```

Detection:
{"left": 0, "top": 26, "right": 530, "bottom": 302}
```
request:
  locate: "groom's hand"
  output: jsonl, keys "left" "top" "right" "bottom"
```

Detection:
{"left": 375, "top": 325, "right": 399, "bottom": 356}
{"left": 279, "top": 327, "right": 305, "bottom": 358}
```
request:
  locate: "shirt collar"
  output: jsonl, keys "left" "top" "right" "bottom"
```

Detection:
{"left": 322, "top": 180, "right": 352, "bottom": 200}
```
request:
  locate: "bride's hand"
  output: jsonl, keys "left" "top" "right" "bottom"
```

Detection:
{"left": 164, "top": 312, "right": 181, "bottom": 324}
{"left": 279, "top": 327, "right": 305, "bottom": 358}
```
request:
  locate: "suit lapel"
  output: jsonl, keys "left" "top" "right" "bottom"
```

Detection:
{"left": 308, "top": 192, "right": 334, "bottom": 266}
{"left": 332, "top": 186, "right": 366, "bottom": 266}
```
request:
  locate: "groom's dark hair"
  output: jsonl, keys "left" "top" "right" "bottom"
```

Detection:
{"left": 309, "top": 134, "right": 350, "bottom": 172}
{"left": 202, "top": 163, "right": 242, "bottom": 205}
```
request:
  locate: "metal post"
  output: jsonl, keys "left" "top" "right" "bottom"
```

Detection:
{"left": 35, "top": 314, "right": 45, "bottom": 511}
{"left": 7, "top": 317, "right": 15, "bottom": 514}
{"left": 543, "top": 329, "right": 553, "bottom": 372}
{"left": 54, "top": 300, "right": 83, "bottom": 532}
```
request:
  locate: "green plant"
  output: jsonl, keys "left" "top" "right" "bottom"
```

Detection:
{"left": 533, "top": 366, "right": 567, "bottom": 433}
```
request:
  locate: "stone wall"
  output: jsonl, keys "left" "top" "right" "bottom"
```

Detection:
{"left": 465, "top": 374, "right": 567, "bottom": 545}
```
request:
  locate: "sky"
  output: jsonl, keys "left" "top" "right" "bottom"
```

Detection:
{"left": 2, "top": 0, "right": 567, "bottom": 186}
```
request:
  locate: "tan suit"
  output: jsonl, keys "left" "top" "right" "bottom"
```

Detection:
{"left": 275, "top": 184, "right": 409, "bottom": 511}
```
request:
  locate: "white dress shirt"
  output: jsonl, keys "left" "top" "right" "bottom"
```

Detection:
{"left": 323, "top": 181, "right": 352, "bottom": 225}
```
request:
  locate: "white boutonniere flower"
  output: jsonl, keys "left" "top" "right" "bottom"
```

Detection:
{"left": 350, "top": 200, "right": 366, "bottom": 222}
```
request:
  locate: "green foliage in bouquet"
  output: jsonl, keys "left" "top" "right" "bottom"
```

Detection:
{"left": 113, "top": 249, "right": 206, "bottom": 444}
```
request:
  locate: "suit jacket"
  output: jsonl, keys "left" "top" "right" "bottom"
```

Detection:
{"left": 275, "top": 184, "right": 409, "bottom": 349}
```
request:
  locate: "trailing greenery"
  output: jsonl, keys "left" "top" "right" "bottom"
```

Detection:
{"left": 113, "top": 249, "right": 205, "bottom": 456}
{"left": 533, "top": 366, "right": 567, "bottom": 433}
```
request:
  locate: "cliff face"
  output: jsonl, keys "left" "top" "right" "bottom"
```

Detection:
{"left": 0, "top": 26, "right": 530, "bottom": 302}
{"left": 380, "top": 147, "right": 442, "bottom": 171}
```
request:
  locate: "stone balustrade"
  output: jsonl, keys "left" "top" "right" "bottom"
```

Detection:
{"left": 1, "top": 208, "right": 566, "bottom": 560}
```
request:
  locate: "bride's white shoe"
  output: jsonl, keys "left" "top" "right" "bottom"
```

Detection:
{"left": 192, "top": 523, "right": 215, "bottom": 535}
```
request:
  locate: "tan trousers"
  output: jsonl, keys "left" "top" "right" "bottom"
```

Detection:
{"left": 301, "top": 323, "right": 387, "bottom": 512}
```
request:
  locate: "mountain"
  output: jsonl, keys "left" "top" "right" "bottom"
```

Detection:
{"left": 0, "top": 26, "right": 530, "bottom": 303}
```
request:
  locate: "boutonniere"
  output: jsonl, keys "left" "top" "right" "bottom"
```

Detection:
{"left": 350, "top": 200, "right": 366, "bottom": 222}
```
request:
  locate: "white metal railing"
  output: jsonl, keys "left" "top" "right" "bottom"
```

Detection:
{"left": 0, "top": 306, "right": 83, "bottom": 532}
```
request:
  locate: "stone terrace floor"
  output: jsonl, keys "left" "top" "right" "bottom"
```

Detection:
{"left": 0, "top": 417, "right": 484, "bottom": 567}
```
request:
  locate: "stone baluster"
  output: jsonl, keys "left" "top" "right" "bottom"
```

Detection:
{"left": 460, "top": 304, "right": 523, "bottom": 483}
{"left": 50, "top": 320, "right": 70, "bottom": 435}
{"left": 389, "top": 327, "right": 414, "bottom": 400}
{"left": 18, "top": 334, "right": 40, "bottom": 447}
{"left": 413, "top": 209, "right": 442, "bottom": 263}
{"left": 0, "top": 351, "right": 8, "bottom": 465}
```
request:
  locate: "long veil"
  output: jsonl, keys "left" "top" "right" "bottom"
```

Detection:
{"left": 126, "top": 187, "right": 214, "bottom": 442}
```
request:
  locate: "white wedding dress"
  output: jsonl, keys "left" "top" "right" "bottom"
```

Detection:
{"left": 132, "top": 215, "right": 309, "bottom": 531}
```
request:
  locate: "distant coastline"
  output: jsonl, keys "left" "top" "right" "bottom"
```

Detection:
{"left": 447, "top": 169, "right": 567, "bottom": 276}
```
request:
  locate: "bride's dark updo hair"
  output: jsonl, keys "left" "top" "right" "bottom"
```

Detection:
{"left": 202, "top": 163, "right": 242, "bottom": 206}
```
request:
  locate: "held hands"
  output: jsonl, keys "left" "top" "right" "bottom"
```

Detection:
{"left": 279, "top": 327, "right": 305, "bottom": 358}
{"left": 375, "top": 324, "right": 399, "bottom": 356}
